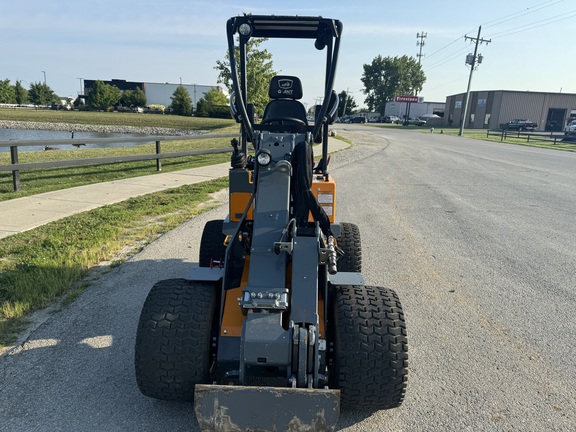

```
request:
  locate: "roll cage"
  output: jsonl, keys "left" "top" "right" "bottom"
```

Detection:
{"left": 226, "top": 15, "right": 343, "bottom": 173}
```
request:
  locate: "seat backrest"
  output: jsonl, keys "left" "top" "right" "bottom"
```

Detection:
{"left": 262, "top": 76, "right": 307, "bottom": 124}
{"left": 268, "top": 76, "right": 304, "bottom": 100}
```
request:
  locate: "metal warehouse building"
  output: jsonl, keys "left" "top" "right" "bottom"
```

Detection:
{"left": 143, "top": 82, "right": 220, "bottom": 108}
{"left": 82, "top": 79, "right": 222, "bottom": 109}
{"left": 445, "top": 90, "right": 576, "bottom": 131}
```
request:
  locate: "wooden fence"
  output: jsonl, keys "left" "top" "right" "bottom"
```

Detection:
{"left": 0, "top": 134, "right": 237, "bottom": 191}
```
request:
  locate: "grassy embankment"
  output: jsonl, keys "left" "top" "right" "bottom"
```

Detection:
{"left": 0, "top": 109, "right": 236, "bottom": 347}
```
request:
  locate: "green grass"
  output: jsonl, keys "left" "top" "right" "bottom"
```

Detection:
{"left": 453, "top": 129, "right": 576, "bottom": 152}
{"left": 0, "top": 178, "right": 229, "bottom": 347}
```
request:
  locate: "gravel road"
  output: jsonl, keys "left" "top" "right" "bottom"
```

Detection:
{"left": 1, "top": 125, "right": 574, "bottom": 431}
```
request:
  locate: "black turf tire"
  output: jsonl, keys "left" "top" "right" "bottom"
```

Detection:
{"left": 135, "top": 278, "right": 217, "bottom": 401}
{"left": 199, "top": 219, "right": 226, "bottom": 267}
{"left": 336, "top": 222, "right": 362, "bottom": 272}
{"left": 330, "top": 285, "right": 408, "bottom": 410}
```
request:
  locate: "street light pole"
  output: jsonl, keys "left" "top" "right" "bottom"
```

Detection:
{"left": 41, "top": 71, "right": 46, "bottom": 86}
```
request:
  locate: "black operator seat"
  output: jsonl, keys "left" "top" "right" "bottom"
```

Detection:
{"left": 261, "top": 76, "right": 308, "bottom": 126}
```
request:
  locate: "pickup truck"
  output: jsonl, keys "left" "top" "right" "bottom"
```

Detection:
{"left": 502, "top": 119, "right": 538, "bottom": 131}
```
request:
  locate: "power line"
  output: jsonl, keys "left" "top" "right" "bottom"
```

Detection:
{"left": 487, "top": 9, "right": 576, "bottom": 38}
{"left": 423, "top": 0, "right": 567, "bottom": 69}
{"left": 425, "top": 35, "right": 466, "bottom": 60}
{"left": 423, "top": 45, "right": 470, "bottom": 72}
{"left": 416, "top": 0, "right": 569, "bottom": 103}
{"left": 482, "top": 0, "right": 565, "bottom": 28}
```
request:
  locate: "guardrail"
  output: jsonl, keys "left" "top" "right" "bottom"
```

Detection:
{"left": 486, "top": 129, "right": 574, "bottom": 145}
{"left": 0, "top": 134, "right": 237, "bottom": 191}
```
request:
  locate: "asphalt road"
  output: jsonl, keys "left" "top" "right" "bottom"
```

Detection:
{"left": 1, "top": 125, "right": 574, "bottom": 431}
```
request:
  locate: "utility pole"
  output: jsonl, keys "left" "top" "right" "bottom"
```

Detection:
{"left": 416, "top": 32, "right": 426, "bottom": 64}
{"left": 341, "top": 87, "right": 349, "bottom": 117}
{"left": 458, "top": 26, "right": 491, "bottom": 136}
{"left": 405, "top": 32, "right": 426, "bottom": 124}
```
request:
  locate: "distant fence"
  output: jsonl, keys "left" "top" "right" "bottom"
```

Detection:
{"left": 486, "top": 129, "right": 575, "bottom": 145}
{"left": 0, "top": 134, "right": 237, "bottom": 191}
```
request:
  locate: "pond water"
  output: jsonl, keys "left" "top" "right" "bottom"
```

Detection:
{"left": 0, "top": 129, "right": 148, "bottom": 152}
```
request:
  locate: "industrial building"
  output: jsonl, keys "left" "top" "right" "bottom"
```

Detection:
{"left": 81, "top": 79, "right": 224, "bottom": 109}
{"left": 445, "top": 90, "right": 576, "bottom": 131}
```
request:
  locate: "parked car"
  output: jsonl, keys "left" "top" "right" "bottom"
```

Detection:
{"left": 564, "top": 120, "right": 576, "bottom": 134}
{"left": 351, "top": 116, "right": 367, "bottom": 123}
{"left": 383, "top": 115, "right": 401, "bottom": 124}
{"left": 338, "top": 115, "right": 354, "bottom": 123}
{"left": 404, "top": 117, "right": 426, "bottom": 126}
{"left": 502, "top": 119, "right": 538, "bottom": 131}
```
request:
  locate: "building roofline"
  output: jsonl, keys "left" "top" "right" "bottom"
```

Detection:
{"left": 447, "top": 89, "right": 576, "bottom": 98}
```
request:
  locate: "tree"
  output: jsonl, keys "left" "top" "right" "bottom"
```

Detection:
{"left": 14, "top": 81, "right": 28, "bottom": 104}
{"left": 0, "top": 79, "right": 16, "bottom": 103}
{"left": 196, "top": 87, "right": 230, "bottom": 118}
{"left": 170, "top": 85, "right": 193, "bottom": 116}
{"left": 360, "top": 55, "right": 426, "bottom": 114}
{"left": 87, "top": 80, "right": 122, "bottom": 111}
{"left": 121, "top": 86, "right": 146, "bottom": 108}
{"left": 214, "top": 37, "right": 277, "bottom": 116}
{"left": 28, "top": 82, "right": 58, "bottom": 106}
{"left": 337, "top": 90, "right": 357, "bottom": 117}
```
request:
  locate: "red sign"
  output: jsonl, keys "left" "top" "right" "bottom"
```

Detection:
{"left": 394, "top": 95, "right": 420, "bottom": 103}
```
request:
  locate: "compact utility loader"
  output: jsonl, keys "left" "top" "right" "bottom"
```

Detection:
{"left": 135, "top": 15, "right": 408, "bottom": 432}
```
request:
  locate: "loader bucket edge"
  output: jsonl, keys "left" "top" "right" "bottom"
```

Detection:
{"left": 194, "top": 384, "right": 340, "bottom": 432}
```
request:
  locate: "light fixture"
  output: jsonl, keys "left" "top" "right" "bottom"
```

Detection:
{"left": 239, "top": 23, "right": 252, "bottom": 36}
{"left": 275, "top": 160, "right": 292, "bottom": 174}
{"left": 256, "top": 149, "right": 272, "bottom": 166}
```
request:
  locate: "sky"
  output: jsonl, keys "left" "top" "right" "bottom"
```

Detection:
{"left": 2, "top": 0, "right": 575, "bottom": 111}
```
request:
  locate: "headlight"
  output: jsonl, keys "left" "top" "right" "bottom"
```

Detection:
{"left": 239, "top": 23, "right": 252, "bottom": 36}
{"left": 256, "top": 149, "right": 272, "bottom": 166}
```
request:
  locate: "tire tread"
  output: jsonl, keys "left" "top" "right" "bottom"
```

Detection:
{"left": 332, "top": 285, "right": 408, "bottom": 410}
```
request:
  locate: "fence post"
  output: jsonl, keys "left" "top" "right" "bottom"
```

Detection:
{"left": 155, "top": 141, "right": 161, "bottom": 171}
{"left": 10, "top": 146, "right": 20, "bottom": 192}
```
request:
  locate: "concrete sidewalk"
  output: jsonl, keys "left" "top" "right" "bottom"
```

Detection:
{"left": 0, "top": 139, "right": 349, "bottom": 239}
